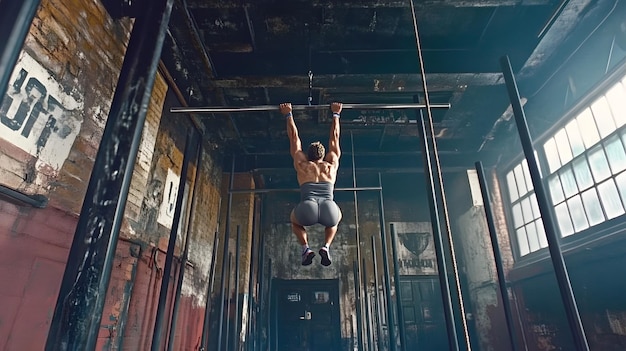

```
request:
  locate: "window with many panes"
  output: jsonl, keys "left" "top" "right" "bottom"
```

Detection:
{"left": 505, "top": 75, "right": 626, "bottom": 256}
{"left": 506, "top": 160, "right": 548, "bottom": 256}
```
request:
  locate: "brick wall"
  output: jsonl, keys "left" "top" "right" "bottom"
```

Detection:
{"left": 0, "top": 0, "right": 224, "bottom": 350}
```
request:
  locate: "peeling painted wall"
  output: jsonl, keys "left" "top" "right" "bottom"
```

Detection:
{"left": 0, "top": 0, "right": 224, "bottom": 350}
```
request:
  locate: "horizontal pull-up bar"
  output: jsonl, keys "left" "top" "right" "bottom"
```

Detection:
{"left": 229, "top": 186, "right": 382, "bottom": 194}
{"left": 170, "top": 103, "right": 450, "bottom": 114}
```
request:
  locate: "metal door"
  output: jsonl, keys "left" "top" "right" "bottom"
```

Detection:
{"left": 400, "top": 277, "right": 449, "bottom": 349}
{"left": 273, "top": 279, "right": 341, "bottom": 351}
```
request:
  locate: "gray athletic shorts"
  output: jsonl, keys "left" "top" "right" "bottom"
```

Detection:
{"left": 293, "top": 182, "right": 341, "bottom": 227}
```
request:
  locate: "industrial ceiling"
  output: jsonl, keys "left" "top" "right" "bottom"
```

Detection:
{"left": 160, "top": 0, "right": 624, "bottom": 185}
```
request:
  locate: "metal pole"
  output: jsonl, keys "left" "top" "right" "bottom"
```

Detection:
{"left": 372, "top": 236, "right": 383, "bottom": 351}
{"left": 256, "top": 198, "right": 267, "bottom": 351}
{"left": 170, "top": 102, "right": 451, "bottom": 114}
{"left": 266, "top": 261, "right": 273, "bottom": 350}
{"left": 353, "top": 261, "right": 365, "bottom": 351}
{"left": 350, "top": 131, "right": 366, "bottom": 351}
{"left": 417, "top": 112, "right": 460, "bottom": 351}
{"left": 0, "top": 0, "right": 41, "bottom": 100}
{"left": 0, "top": 184, "right": 47, "bottom": 208}
{"left": 234, "top": 225, "right": 242, "bottom": 351}
{"left": 409, "top": 0, "right": 471, "bottom": 348}
{"left": 200, "top": 232, "right": 220, "bottom": 351}
{"left": 390, "top": 223, "right": 407, "bottom": 351}
{"left": 246, "top": 197, "right": 259, "bottom": 351}
{"left": 377, "top": 173, "right": 397, "bottom": 351}
{"left": 225, "top": 253, "right": 233, "bottom": 351}
{"left": 500, "top": 55, "right": 590, "bottom": 351}
{"left": 362, "top": 258, "right": 375, "bottom": 351}
{"left": 475, "top": 162, "right": 520, "bottom": 351}
{"left": 217, "top": 156, "right": 236, "bottom": 351}
{"left": 167, "top": 138, "right": 203, "bottom": 351}
{"left": 151, "top": 130, "right": 196, "bottom": 351}
{"left": 229, "top": 186, "right": 382, "bottom": 194}
{"left": 45, "top": 1, "right": 175, "bottom": 348}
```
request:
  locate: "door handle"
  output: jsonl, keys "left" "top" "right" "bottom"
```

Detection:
{"left": 299, "top": 311, "right": 312, "bottom": 320}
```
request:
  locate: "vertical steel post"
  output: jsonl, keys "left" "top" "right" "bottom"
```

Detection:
{"left": 217, "top": 157, "right": 236, "bottom": 351}
{"left": 267, "top": 262, "right": 274, "bottom": 350}
{"left": 0, "top": 0, "right": 41, "bottom": 99}
{"left": 45, "top": 1, "right": 174, "bottom": 349}
{"left": 166, "top": 138, "right": 203, "bottom": 351}
{"left": 500, "top": 55, "right": 589, "bottom": 351}
{"left": 409, "top": 0, "right": 470, "bottom": 348}
{"left": 225, "top": 253, "right": 233, "bottom": 351}
{"left": 416, "top": 112, "right": 460, "bottom": 351}
{"left": 377, "top": 173, "right": 397, "bottom": 351}
{"left": 234, "top": 225, "right": 242, "bottom": 351}
{"left": 390, "top": 223, "right": 407, "bottom": 351}
{"left": 350, "top": 131, "right": 366, "bottom": 351}
{"left": 353, "top": 260, "right": 365, "bottom": 351}
{"left": 200, "top": 232, "right": 220, "bottom": 350}
{"left": 475, "top": 162, "right": 520, "bottom": 351}
{"left": 372, "top": 236, "right": 383, "bottom": 351}
{"left": 151, "top": 130, "right": 196, "bottom": 351}
{"left": 246, "top": 197, "right": 259, "bottom": 351}
{"left": 362, "top": 258, "right": 375, "bottom": 351}
{"left": 256, "top": 209, "right": 267, "bottom": 351}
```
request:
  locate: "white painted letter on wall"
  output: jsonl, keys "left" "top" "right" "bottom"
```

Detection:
{"left": 0, "top": 52, "right": 83, "bottom": 174}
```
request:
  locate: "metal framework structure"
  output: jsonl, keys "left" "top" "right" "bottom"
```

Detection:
{"left": 170, "top": 102, "right": 450, "bottom": 114}
{"left": 228, "top": 186, "right": 382, "bottom": 194}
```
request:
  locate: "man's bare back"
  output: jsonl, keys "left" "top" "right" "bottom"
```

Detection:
{"left": 294, "top": 159, "right": 337, "bottom": 185}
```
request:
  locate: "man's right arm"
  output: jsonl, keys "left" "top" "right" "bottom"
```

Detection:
{"left": 281, "top": 103, "right": 307, "bottom": 165}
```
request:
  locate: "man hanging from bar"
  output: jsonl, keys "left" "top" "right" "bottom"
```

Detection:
{"left": 280, "top": 102, "right": 343, "bottom": 266}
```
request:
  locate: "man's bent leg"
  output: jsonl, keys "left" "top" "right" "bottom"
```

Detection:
{"left": 291, "top": 210, "right": 315, "bottom": 266}
{"left": 290, "top": 210, "right": 308, "bottom": 245}
{"left": 319, "top": 206, "right": 342, "bottom": 266}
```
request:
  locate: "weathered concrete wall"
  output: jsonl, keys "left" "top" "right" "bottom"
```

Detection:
{"left": 446, "top": 169, "right": 519, "bottom": 351}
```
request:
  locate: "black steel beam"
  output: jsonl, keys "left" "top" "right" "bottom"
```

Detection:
{"left": 217, "top": 157, "right": 236, "bottom": 351}
{"left": 390, "top": 223, "right": 407, "bottom": 351}
{"left": 377, "top": 173, "right": 397, "bottom": 351}
{"left": 200, "top": 231, "right": 220, "bottom": 351}
{"left": 500, "top": 55, "right": 589, "bottom": 351}
{"left": 45, "top": 1, "right": 174, "bottom": 349}
{"left": 167, "top": 136, "right": 203, "bottom": 351}
{"left": 475, "top": 161, "right": 520, "bottom": 351}
{"left": 371, "top": 236, "right": 384, "bottom": 351}
{"left": 233, "top": 225, "right": 242, "bottom": 351}
{"left": 0, "top": 0, "right": 41, "bottom": 100}
{"left": 151, "top": 130, "right": 196, "bottom": 351}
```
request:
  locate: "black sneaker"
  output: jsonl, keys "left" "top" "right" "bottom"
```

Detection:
{"left": 301, "top": 248, "right": 315, "bottom": 266}
{"left": 319, "top": 247, "right": 331, "bottom": 266}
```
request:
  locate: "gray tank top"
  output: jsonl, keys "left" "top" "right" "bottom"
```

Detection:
{"left": 300, "top": 181, "right": 334, "bottom": 201}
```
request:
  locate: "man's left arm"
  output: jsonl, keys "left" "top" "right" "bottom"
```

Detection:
{"left": 326, "top": 102, "right": 342, "bottom": 168}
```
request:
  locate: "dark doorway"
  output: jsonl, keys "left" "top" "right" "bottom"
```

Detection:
{"left": 272, "top": 279, "right": 341, "bottom": 351}
{"left": 400, "top": 276, "right": 448, "bottom": 349}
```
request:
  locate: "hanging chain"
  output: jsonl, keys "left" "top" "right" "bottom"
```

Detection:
{"left": 308, "top": 70, "right": 313, "bottom": 106}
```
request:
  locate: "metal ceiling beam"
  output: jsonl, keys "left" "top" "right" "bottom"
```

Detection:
{"left": 186, "top": 0, "right": 552, "bottom": 9}
{"left": 206, "top": 73, "right": 502, "bottom": 90}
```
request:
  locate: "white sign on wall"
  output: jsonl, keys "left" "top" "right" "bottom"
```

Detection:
{"left": 158, "top": 168, "right": 180, "bottom": 229}
{"left": 0, "top": 52, "right": 83, "bottom": 173}
{"left": 391, "top": 222, "right": 438, "bottom": 275}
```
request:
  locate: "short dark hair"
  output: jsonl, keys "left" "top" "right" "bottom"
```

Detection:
{"left": 307, "top": 141, "right": 325, "bottom": 161}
